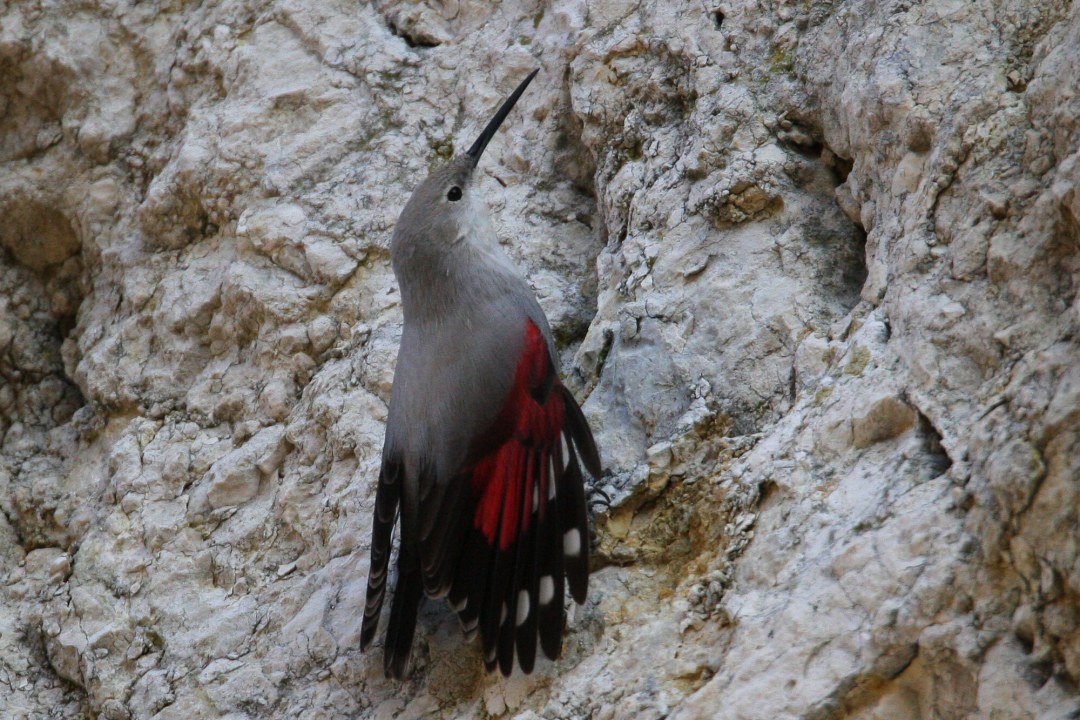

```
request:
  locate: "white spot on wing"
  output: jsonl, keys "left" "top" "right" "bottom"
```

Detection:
{"left": 500, "top": 602, "right": 508, "bottom": 626}
{"left": 533, "top": 480, "right": 539, "bottom": 513}
{"left": 539, "top": 576, "right": 554, "bottom": 605}
{"left": 516, "top": 591, "right": 530, "bottom": 627}
{"left": 548, "top": 455, "right": 557, "bottom": 499}
{"left": 560, "top": 435, "right": 570, "bottom": 469}
{"left": 450, "top": 597, "right": 466, "bottom": 612}
{"left": 564, "top": 529, "right": 581, "bottom": 557}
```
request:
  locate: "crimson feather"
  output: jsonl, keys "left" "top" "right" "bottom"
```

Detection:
{"left": 454, "top": 319, "right": 596, "bottom": 674}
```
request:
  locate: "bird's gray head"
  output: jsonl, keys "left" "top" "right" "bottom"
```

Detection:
{"left": 391, "top": 69, "right": 539, "bottom": 273}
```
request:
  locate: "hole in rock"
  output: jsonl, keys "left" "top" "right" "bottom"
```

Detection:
{"left": 916, "top": 410, "right": 953, "bottom": 476}
{"left": 1028, "top": 656, "right": 1054, "bottom": 689}
{"left": 826, "top": 149, "right": 853, "bottom": 184}
{"left": 757, "top": 479, "right": 779, "bottom": 508}
{"left": 386, "top": 16, "right": 442, "bottom": 48}
{"left": 1016, "top": 627, "right": 1034, "bottom": 654}
{"left": 0, "top": 200, "right": 88, "bottom": 548}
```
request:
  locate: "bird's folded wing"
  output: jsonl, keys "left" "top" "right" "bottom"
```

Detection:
{"left": 442, "top": 319, "right": 599, "bottom": 675}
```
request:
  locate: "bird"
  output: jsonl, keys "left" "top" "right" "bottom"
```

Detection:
{"left": 359, "top": 68, "right": 601, "bottom": 679}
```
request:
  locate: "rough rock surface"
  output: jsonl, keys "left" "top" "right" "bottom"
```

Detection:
{"left": 1, "top": 0, "right": 1078, "bottom": 717}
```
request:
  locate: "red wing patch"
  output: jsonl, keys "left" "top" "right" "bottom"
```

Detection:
{"left": 470, "top": 319, "right": 564, "bottom": 548}
{"left": 448, "top": 319, "right": 596, "bottom": 675}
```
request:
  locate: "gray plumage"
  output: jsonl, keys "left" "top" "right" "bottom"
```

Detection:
{"left": 360, "top": 69, "right": 600, "bottom": 679}
{"left": 388, "top": 152, "right": 555, "bottom": 486}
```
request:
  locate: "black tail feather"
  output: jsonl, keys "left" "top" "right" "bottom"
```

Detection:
{"left": 451, "top": 526, "right": 491, "bottom": 641}
{"left": 420, "top": 474, "right": 471, "bottom": 598}
{"left": 361, "top": 460, "right": 401, "bottom": 651}
{"left": 384, "top": 547, "right": 423, "bottom": 679}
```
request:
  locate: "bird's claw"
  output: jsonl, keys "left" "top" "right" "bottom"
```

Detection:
{"left": 587, "top": 485, "right": 614, "bottom": 512}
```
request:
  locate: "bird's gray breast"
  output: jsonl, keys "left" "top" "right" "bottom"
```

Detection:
{"left": 385, "top": 291, "right": 531, "bottom": 483}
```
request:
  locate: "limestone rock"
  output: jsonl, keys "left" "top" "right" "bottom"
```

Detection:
{"left": 1, "top": 0, "right": 1079, "bottom": 718}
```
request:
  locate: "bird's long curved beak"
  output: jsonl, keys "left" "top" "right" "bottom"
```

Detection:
{"left": 466, "top": 68, "right": 540, "bottom": 166}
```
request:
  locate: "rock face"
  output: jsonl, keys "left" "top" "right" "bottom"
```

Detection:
{"left": 1, "top": 0, "right": 1078, "bottom": 717}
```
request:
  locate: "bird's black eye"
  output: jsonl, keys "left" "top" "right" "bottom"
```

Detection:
{"left": 447, "top": 186, "right": 462, "bottom": 201}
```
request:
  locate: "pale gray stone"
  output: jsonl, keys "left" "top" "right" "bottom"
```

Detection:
{"left": 1, "top": 0, "right": 1078, "bottom": 717}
